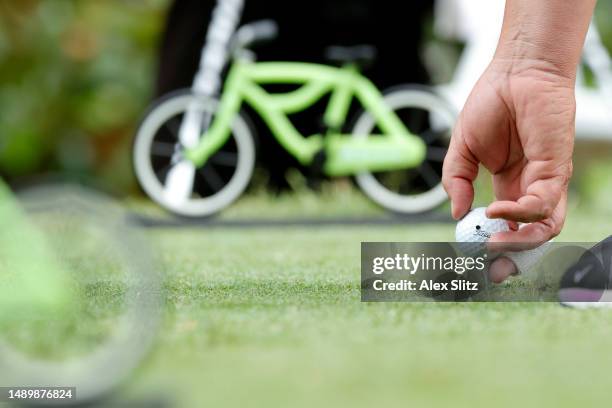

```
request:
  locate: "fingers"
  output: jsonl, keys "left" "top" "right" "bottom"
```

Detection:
{"left": 487, "top": 191, "right": 567, "bottom": 252}
{"left": 488, "top": 257, "right": 518, "bottom": 284}
{"left": 487, "top": 222, "right": 553, "bottom": 251}
{"left": 442, "top": 124, "right": 479, "bottom": 220}
{"left": 447, "top": 177, "right": 474, "bottom": 220}
{"left": 486, "top": 196, "right": 550, "bottom": 223}
{"left": 487, "top": 164, "right": 569, "bottom": 222}
{"left": 486, "top": 163, "right": 569, "bottom": 250}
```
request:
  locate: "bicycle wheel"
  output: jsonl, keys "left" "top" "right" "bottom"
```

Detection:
{"left": 133, "top": 90, "right": 256, "bottom": 217}
{"left": 0, "top": 183, "right": 162, "bottom": 405}
{"left": 350, "top": 85, "right": 455, "bottom": 214}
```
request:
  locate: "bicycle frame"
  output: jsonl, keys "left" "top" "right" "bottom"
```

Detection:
{"left": 185, "top": 60, "right": 426, "bottom": 176}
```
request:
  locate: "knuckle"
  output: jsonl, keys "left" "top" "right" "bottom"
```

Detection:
{"left": 558, "top": 163, "right": 573, "bottom": 188}
{"left": 551, "top": 220, "right": 564, "bottom": 237}
{"left": 539, "top": 204, "right": 554, "bottom": 219}
{"left": 544, "top": 217, "right": 563, "bottom": 239}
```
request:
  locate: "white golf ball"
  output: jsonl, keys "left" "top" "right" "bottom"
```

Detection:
{"left": 455, "top": 207, "right": 509, "bottom": 257}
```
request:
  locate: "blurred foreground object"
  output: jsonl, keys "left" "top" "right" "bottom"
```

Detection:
{"left": 0, "top": 180, "right": 162, "bottom": 404}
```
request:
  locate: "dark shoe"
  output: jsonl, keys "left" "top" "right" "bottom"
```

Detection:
{"left": 559, "top": 236, "right": 612, "bottom": 308}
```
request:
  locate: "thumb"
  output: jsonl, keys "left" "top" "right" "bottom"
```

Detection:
{"left": 442, "top": 123, "right": 479, "bottom": 219}
{"left": 488, "top": 256, "right": 519, "bottom": 284}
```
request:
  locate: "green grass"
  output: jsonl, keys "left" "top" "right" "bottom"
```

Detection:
{"left": 116, "top": 201, "right": 612, "bottom": 408}
{"left": 126, "top": 179, "right": 390, "bottom": 219}
{"left": 5, "top": 190, "right": 612, "bottom": 407}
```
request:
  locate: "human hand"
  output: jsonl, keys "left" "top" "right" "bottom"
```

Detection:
{"left": 442, "top": 0, "right": 594, "bottom": 283}
{"left": 443, "top": 59, "right": 575, "bottom": 259}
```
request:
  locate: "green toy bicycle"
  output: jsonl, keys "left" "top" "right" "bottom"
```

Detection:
{"left": 133, "top": 21, "right": 455, "bottom": 217}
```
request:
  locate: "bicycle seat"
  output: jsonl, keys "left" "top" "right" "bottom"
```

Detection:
{"left": 325, "top": 45, "right": 377, "bottom": 67}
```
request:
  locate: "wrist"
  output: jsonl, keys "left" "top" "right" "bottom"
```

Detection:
{"left": 492, "top": 41, "right": 579, "bottom": 82}
{"left": 488, "top": 50, "right": 578, "bottom": 87}
{"left": 493, "top": 0, "right": 596, "bottom": 82}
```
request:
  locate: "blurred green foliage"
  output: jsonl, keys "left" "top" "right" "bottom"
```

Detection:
{"left": 596, "top": 0, "right": 612, "bottom": 50}
{"left": 0, "top": 0, "right": 168, "bottom": 190}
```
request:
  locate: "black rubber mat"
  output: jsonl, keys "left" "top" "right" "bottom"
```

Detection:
{"left": 129, "top": 213, "right": 454, "bottom": 229}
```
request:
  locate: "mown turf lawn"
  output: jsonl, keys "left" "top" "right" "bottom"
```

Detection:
{"left": 119, "top": 199, "right": 612, "bottom": 408}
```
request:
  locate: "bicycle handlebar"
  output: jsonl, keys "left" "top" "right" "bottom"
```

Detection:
{"left": 231, "top": 20, "right": 279, "bottom": 52}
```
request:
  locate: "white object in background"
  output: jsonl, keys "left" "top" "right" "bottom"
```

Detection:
{"left": 193, "top": 0, "right": 244, "bottom": 95}
{"left": 164, "top": 0, "right": 245, "bottom": 204}
{"left": 163, "top": 160, "right": 197, "bottom": 207}
{"left": 433, "top": 0, "right": 612, "bottom": 141}
{"left": 575, "top": 21, "right": 612, "bottom": 140}
{"left": 434, "top": 0, "right": 505, "bottom": 113}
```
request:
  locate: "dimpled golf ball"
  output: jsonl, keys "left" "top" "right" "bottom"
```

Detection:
{"left": 455, "top": 207, "right": 510, "bottom": 257}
